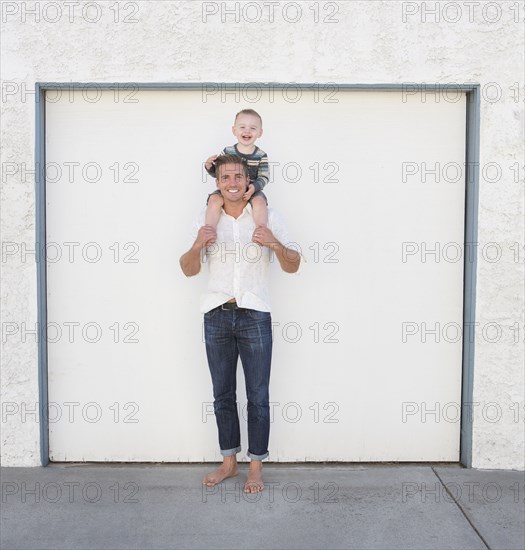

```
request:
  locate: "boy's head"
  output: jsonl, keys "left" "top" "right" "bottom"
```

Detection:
{"left": 232, "top": 109, "right": 263, "bottom": 147}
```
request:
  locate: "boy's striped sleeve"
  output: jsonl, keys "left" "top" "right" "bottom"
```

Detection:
{"left": 253, "top": 153, "right": 269, "bottom": 193}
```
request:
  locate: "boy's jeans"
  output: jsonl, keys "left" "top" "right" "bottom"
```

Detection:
{"left": 203, "top": 306, "right": 273, "bottom": 460}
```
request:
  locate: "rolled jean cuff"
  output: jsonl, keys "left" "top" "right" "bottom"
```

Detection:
{"left": 220, "top": 446, "right": 241, "bottom": 457}
{"left": 246, "top": 450, "right": 269, "bottom": 461}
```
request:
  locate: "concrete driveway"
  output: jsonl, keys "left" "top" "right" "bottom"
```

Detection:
{"left": 2, "top": 463, "right": 524, "bottom": 549}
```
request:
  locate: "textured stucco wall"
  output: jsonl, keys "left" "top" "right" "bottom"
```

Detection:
{"left": 1, "top": 0, "right": 523, "bottom": 468}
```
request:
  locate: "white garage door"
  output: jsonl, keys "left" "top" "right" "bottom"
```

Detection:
{"left": 45, "top": 87, "right": 466, "bottom": 462}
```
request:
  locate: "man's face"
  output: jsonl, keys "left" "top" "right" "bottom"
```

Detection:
{"left": 216, "top": 163, "right": 249, "bottom": 201}
{"left": 232, "top": 113, "right": 263, "bottom": 147}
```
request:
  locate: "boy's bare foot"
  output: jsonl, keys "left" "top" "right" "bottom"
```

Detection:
{"left": 202, "top": 457, "right": 239, "bottom": 487}
{"left": 244, "top": 460, "right": 264, "bottom": 493}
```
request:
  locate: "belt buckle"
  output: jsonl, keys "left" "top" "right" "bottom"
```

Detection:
{"left": 221, "top": 302, "right": 236, "bottom": 310}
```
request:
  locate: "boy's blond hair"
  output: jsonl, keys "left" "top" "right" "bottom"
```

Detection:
{"left": 234, "top": 109, "right": 262, "bottom": 126}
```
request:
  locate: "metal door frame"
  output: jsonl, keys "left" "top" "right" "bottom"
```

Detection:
{"left": 35, "top": 82, "right": 480, "bottom": 466}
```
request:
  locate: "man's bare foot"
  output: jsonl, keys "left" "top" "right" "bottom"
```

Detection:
{"left": 202, "top": 457, "right": 239, "bottom": 487}
{"left": 244, "top": 460, "right": 264, "bottom": 493}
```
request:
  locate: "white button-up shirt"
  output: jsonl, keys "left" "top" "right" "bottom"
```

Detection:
{"left": 190, "top": 203, "right": 294, "bottom": 313}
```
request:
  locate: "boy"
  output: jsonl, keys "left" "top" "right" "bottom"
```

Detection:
{"left": 204, "top": 109, "right": 269, "bottom": 230}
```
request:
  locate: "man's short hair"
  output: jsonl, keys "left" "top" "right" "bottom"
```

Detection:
{"left": 214, "top": 154, "right": 249, "bottom": 179}
{"left": 234, "top": 109, "right": 262, "bottom": 126}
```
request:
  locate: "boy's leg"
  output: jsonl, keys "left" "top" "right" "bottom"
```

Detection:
{"left": 205, "top": 192, "right": 224, "bottom": 228}
{"left": 250, "top": 194, "right": 268, "bottom": 227}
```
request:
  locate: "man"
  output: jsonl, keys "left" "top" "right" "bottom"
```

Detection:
{"left": 179, "top": 154, "right": 300, "bottom": 494}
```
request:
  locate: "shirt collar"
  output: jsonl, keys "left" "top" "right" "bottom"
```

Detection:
{"left": 221, "top": 202, "right": 252, "bottom": 219}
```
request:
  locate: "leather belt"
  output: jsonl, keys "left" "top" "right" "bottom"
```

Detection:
{"left": 221, "top": 301, "right": 242, "bottom": 310}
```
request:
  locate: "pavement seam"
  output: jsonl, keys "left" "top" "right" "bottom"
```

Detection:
{"left": 431, "top": 467, "right": 491, "bottom": 550}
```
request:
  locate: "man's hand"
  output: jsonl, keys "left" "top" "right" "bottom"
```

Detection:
{"left": 195, "top": 224, "right": 217, "bottom": 249}
{"left": 252, "top": 225, "right": 300, "bottom": 273}
{"left": 179, "top": 225, "right": 217, "bottom": 277}
{"left": 243, "top": 183, "right": 255, "bottom": 201}
{"left": 252, "top": 225, "right": 277, "bottom": 248}
{"left": 205, "top": 155, "right": 218, "bottom": 171}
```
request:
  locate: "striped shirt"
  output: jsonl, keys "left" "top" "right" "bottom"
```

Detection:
{"left": 206, "top": 144, "right": 269, "bottom": 194}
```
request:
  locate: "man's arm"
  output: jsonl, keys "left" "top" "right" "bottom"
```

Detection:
{"left": 179, "top": 225, "right": 217, "bottom": 277}
{"left": 252, "top": 226, "right": 300, "bottom": 273}
{"left": 270, "top": 241, "right": 300, "bottom": 273}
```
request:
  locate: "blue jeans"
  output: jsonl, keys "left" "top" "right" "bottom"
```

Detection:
{"left": 203, "top": 306, "right": 273, "bottom": 460}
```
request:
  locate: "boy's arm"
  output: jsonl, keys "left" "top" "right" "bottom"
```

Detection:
{"left": 205, "top": 148, "right": 226, "bottom": 178}
{"left": 205, "top": 162, "right": 216, "bottom": 178}
{"left": 252, "top": 153, "right": 269, "bottom": 193}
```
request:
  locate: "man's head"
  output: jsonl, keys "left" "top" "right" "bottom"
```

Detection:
{"left": 232, "top": 109, "right": 263, "bottom": 148}
{"left": 214, "top": 154, "right": 249, "bottom": 179}
{"left": 214, "top": 154, "right": 250, "bottom": 201}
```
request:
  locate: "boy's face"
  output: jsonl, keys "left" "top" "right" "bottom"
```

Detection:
{"left": 231, "top": 113, "right": 263, "bottom": 147}
{"left": 216, "top": 163, "right": 250, "bottom": 201}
